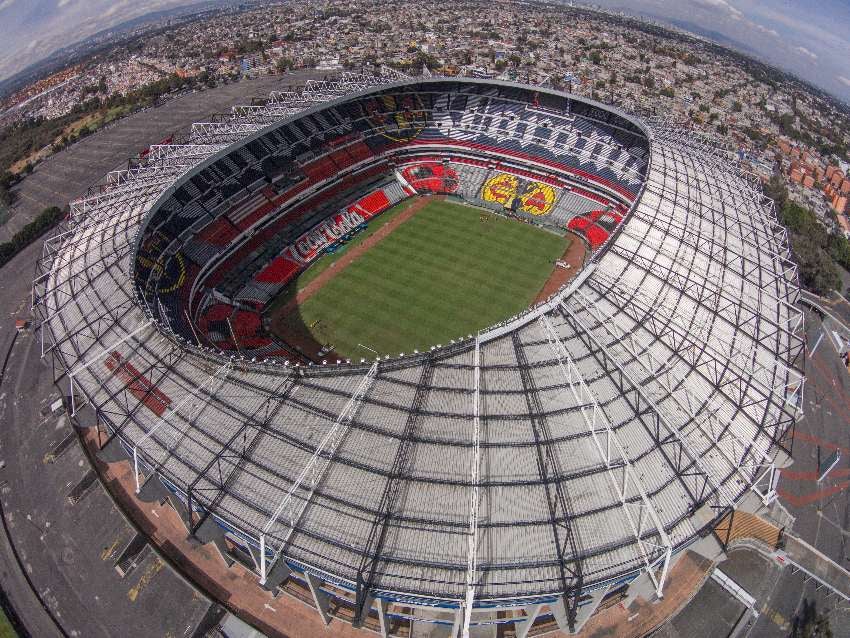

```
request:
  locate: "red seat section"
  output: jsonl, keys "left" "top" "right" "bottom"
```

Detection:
{"left": 197, "top": 303, "right": 234, "bottom": 331}
{"left": 401, "top": 163, "right": 459, "bottom": 194}
{"left": 231, "top": 310, "right": 262, "bottom": 336}
{"left": 301, "top": 156, "right": 338, "bottom": 182}
{"left": 356, "top": 190, "right": 391, "bottom": 217}
{"left": 104, "top": 351, "right": 172, "bottom": 417}
{"left": 197, "top": 218, "right": 239, "bottom": 247}
{"left": 255, "top": 255, "right": 302, "bottom": 284}
{"left": 568, "top": 209, "right": 624, "bottom": 250}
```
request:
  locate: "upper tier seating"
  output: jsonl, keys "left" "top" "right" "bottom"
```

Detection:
{"left": 137, "top": 84, "right": 648, "bottom": 363}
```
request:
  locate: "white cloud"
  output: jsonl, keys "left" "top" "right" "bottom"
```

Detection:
{"left": 692, "top": 0, "right": 743, "bottom": 20}
{"left": 0, "top": 0, "right": 16, "bottom": 11}
{"left": 838, "top": 76, "right": 850, "bottom": 88}
{"left": 753, "top": 23, "right": 779, "bottom": 37}
{"left": 796, "top": 46, "right": 818, "bottom": 60}
{"left": 744, "top": 5, "right": 849, "bottom": 53}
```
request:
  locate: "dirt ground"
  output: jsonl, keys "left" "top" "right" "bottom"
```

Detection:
{"left": 534, "top": 231, "right": 588, "bottom": 303}
{"left": 267, "top": 195, "right": 439, "bottom": 362}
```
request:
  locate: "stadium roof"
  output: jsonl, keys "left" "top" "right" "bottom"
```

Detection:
{"left": 33, "top": 72, "right": 804, "bottom": 632}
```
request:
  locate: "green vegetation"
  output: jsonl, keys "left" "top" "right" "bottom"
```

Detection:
{"left": 766, "top": 175, "right": 847, "bottom": 295}
{"left": 286, "top": 200, "right": 568, "bottom": 358}
{"left": 0, "top": 206, "right": 63, "bottom": 269}
{"left": 744, "top": 127, "right": 766, "bottom": 143}
{"left": 0, "top": 172, "right": 13, "bottom": 210}
{"left": 0, "top": 607, "right": 17, "bottom": 638}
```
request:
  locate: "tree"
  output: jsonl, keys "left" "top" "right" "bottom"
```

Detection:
{"left": 0, "top": 182, "right": 11, "bottom": 207}
{"left": 765, "top": 177, "right": 789, "bottom": 209}
{"left": 0, "top": 206, "right": 64, "bottom": 268}
{"left": 791, "top": 598, "right": 833, "bottom": 638}
{"left": 792, "top": 235, "right": 841, "bottom": 295}
{"left": 781, "top": 200, "right": 817, "bottom": 235}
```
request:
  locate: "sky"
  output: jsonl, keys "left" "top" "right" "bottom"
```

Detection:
{"left": 591, "top": 0, "right": 850, "bottom": 102}
{"left": 0, "top": 0, "right": 848, "bottom": 102}
{"left": 0, "top": 0, "right": 200, "bottom": 82}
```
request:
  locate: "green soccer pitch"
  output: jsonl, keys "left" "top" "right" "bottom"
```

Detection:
{"left": 285, "top": 198, "right": 568, "bottom": 359}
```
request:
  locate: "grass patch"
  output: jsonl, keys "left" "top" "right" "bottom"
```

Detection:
{"left": 296, "top": 200, "right": 419, "bottom": 290}
{"left": 0, "top": 607, "right": 17, "bottom": 638}
{"left": 289, "top": 199, "right": 567, "bottom": 358}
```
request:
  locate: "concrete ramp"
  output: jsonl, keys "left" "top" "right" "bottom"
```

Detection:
{"left": 775, "top": 534, "right": 850, "bottom": 601}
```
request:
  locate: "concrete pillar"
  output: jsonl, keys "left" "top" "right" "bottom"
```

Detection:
{"left": 689, "top": 533, "right": 726, "bottom": 563}
{"left": 260, "top": 558, "right": 291, "bottom": 595}
{"left": 376, "top": 598, "right": 390, "bottom": 638}
{"left": 354, "top": 590, "right": 376, "bottom": 628}
{"left": 96, "top": 434, "right": 129, "bottom": 463}
{"left": 550, "top": 595, "right": 573, "bottom": 634}
{"left": 451, "top": 606, "right": 463, "bottom": 638}
{"left": 136, "top": 475, "right": 170, "bottom": 504}
{"left": 304, "top": 572, "right": 332, "bottom": 626}
{"left": 513, "top": 603, "right": 543, "bottom": 638}
{"left": 194, "top": 516, "right": 234, "bottom": 567}
{"left": 572, "top": 585, "right": 611, "bottom": 634}
{"left": 621, "top": 571, "right": 659, "bottom": 609}
{"left": 246, "top": 542, "right": 262, "bottom": 571}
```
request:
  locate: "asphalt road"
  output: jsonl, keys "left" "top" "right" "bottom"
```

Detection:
{"left": 0, "top": 237, "right": 217, "bottom": 637}
{"left": 762, "top": 307, "right": 850, "bottom": 637}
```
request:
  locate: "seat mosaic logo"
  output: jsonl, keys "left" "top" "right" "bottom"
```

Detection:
{"left": 481, "top": 172, "right": 556, "bottom": 215}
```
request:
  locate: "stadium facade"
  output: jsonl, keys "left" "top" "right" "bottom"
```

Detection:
{"left": 33, "top": 72, "right": 804, "bottom": 636}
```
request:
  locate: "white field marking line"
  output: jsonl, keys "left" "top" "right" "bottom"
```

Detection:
{"left": 809, "top": 331, "right": 825, "bottom": 357}
{"left": 831, "top": 330, "right": 845, "bottom": 353}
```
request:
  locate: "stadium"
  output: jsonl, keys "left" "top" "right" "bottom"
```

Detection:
{"left": 33, "top": 72, "right": 805, "bottom": 636}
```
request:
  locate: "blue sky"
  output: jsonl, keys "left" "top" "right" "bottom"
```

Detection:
{"left": 0, "top": 0, "right": 848, "bottom": 102}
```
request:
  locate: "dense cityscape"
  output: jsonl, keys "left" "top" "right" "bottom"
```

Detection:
{"left": 0, "top": 2, "right": 848, "bottom": 638}
{"left": 1, "top": 0, "right": 849, "bottom": 293}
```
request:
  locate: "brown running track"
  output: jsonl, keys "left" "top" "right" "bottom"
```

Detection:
{"left": 533, "top": 231, "right": 588, "bottom": 304}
